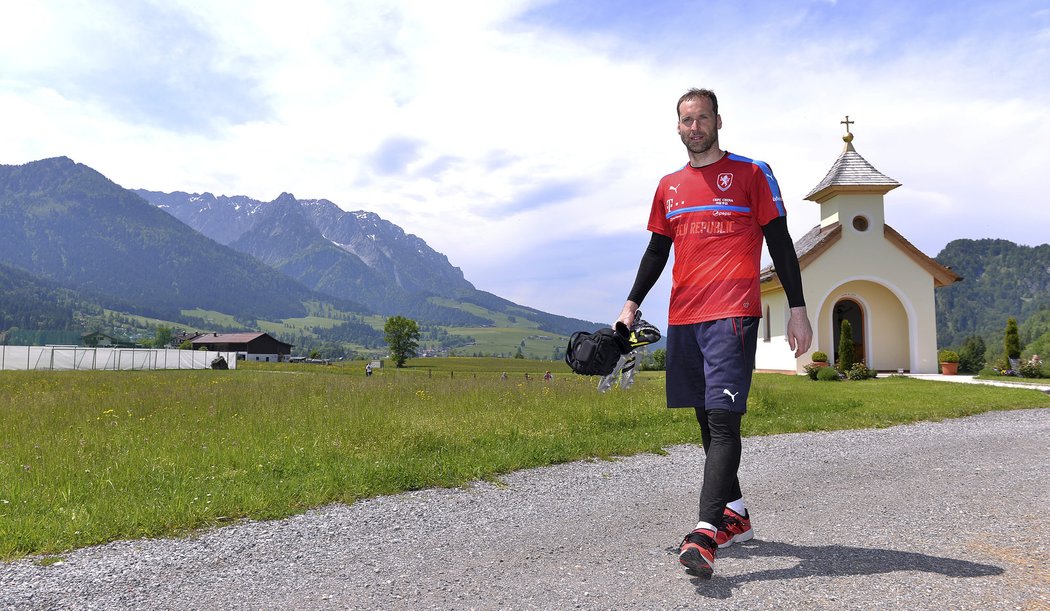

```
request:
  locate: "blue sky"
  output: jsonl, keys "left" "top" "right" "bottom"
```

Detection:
{"left": 2, "top": 0, "right": 1048, "bottom": 332}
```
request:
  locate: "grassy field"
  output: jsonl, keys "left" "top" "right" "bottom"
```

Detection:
{"left": 94, "top": 300, "right": 581, "bottom": 359}
{"left": 170, "top": 306, "right": 574, "bottom": 358}
{"left": 442, "top": 327, "right": 570, "bottom": 359}
{"left": 1, "top": 360, "right": 1047, "bottom": 560}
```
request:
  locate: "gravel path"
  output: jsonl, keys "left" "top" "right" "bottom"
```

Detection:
{"left": 2, "top": 408, "right": 1048, "bottom": 610}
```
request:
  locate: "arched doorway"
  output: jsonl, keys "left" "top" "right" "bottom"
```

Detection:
{"left": 832, "top": 298, "right": 864, "bottom": 364}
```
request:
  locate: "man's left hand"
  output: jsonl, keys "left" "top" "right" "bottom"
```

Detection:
{"left": 786, "top": 306, "right": 813, "bottom": 358}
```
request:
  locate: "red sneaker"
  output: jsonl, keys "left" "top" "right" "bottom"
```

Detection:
{"left": 678, "top": 529, "right": 717, "bottom": 577}
{"left": 716, "top": 507, "right": 753, "bottom": 549}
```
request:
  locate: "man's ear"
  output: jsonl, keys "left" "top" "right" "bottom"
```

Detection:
{"left": 716, "top": 114, "right": 722, "bottom": 130}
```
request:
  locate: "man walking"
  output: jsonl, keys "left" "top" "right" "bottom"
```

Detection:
{"left": 617, "top": 88, "right": 812, "bottom": 577}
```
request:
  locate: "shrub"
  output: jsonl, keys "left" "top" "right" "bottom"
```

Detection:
{"left": 938, "top": 349, "right": 960, "bottom": 363}
{"left": 846, "top": 362, "right": 878, "bottom": 381}
{"left": 838, "top": 320, "right": 855, "bottom": 373}
{"left": 1017, "top": 360, "right": 1046, "bottom": 379}
{"left": 803, "top": 363, "right": 822, "bottom": 380}
{"left": 812, "top": 351, "right": 828, "bottom": 363}
{"left": 816, "top": 366, "right": 841, "bottom": 382}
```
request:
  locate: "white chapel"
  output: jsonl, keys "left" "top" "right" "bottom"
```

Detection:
{"left": 756, "top": 119, "right": 960, "bottom": 374}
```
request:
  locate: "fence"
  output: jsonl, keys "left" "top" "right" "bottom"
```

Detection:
{"left": 0, "top": 346, "right": 238, "bottom": 371}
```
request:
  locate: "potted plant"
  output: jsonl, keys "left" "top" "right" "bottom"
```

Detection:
{"left": 811, "top": 351, "right": 829, "bottom": 367}
{"left": 939, "top": 349, "right": 960, "bottom": 375}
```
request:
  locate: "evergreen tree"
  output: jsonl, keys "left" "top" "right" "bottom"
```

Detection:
{"left": 838, "top": 319, "right": 855, "bottom": 372}
{"left": 1004, "top": 317, "right": 1022, "bottom": 360}
{"left": 957, "top": 335, "right": 987, "bottom": 374}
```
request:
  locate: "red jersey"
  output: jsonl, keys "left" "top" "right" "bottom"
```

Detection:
{"left": 647, "top": 152, "right": 786, "bottom": 325}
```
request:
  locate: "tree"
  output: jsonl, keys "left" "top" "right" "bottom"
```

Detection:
{"left": 651, "top": 348, "right": 667, "bottom": 371}
{"left": 957, "top": 335, "right": 987, "bottom": 374}
{"left": 1004, "top": 317, "right": 1022, "bottom": 360}
{"left": 151, "top": 325, "right": 173, "bottom": 348}
{"left": 838, "top": 319, "right": 855, "bottom": 372}
{"left": 384, "top": 315, "right": 420, "bottom": 368}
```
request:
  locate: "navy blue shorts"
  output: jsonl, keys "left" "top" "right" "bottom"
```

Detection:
{"left": 665, "top": 317, "right": 759, "bottom": 414}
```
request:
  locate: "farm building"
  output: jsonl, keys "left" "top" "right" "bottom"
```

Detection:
{"left": 189, "top": 332, "right": 293, "bottom": 362}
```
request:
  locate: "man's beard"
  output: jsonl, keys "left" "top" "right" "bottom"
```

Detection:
{"left": 682, "top": 132, "right": 717, "bottom": 155}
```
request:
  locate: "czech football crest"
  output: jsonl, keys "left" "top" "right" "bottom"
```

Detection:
{"left": 717, "top": 172, "right": 733, "bottom": 192}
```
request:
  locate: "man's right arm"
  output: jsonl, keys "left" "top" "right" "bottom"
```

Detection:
{"left": 617, "top": 232, "right": 672, "bottom": 326}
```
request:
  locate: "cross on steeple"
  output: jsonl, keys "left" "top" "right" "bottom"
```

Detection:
{"left": 840, "top": 115, "right": 856, "bottom": 150}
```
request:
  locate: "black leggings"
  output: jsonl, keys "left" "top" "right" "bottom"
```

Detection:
{"left": 695, "top": 408, "right": 743, "bottom": 526}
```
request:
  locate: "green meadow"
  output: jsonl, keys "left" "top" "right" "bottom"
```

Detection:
{"left": 1, "top": 358, "right": 1047, "bottom": 560}
{"left": 114, "top": 305, "right": 573, "bottom": 359}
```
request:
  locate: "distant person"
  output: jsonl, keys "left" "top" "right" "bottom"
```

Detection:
{"left": 524, "top": 372, "right": 530, "bottom": 381}
{"left": 365, "top": 363, "right": 373, "bottom": 377}
{"left": 544, "top": 370, "right": 553, "bottom": 382}
{"left": 617, "top": 87, "right": 812, "bottom": 577}
{"left": 501, "top": 371, "right": 508, "bottom": 381}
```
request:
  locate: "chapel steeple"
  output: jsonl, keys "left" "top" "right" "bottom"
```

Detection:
{"left": 805, "top": 118, "right": 901, "bottom": 230}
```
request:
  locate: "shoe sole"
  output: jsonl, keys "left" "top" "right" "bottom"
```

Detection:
{"left": 717, "top": 527, "right": 754, "bottom": 549}
{"left": 678, "top": 548, "right": 713, "bottom": 578}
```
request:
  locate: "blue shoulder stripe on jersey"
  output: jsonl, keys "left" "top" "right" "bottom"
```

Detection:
{"left": 727, "top": 152, "right": 786, "bottom": 217}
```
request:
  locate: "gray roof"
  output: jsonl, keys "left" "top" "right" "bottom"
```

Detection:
{"left": 760, "top": 221, "right": 962, "bottom": 288}
{"left": 804, "top": 143, "right": 901, "bottom": 201}
{"left": 760, "top": 223, "right": 839, "bottom": 283}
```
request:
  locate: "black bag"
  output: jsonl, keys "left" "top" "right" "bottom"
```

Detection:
{"left": 565, "top": 322, "right": 632, "bottom": 376}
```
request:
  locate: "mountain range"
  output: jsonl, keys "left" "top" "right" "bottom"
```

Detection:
{"left": 0, "top": 157, "right": 354, "bottom": 323}
{"left": 132, "top": 189, "right": 595, "bottom": 333}
{"left": 934, "top": 238, "right": 1050, "bottom": 352}
{"left": 133, "top": 189, "right": 484, "bottom": 326}
{"left": 2, "top": 156, "right": 1047, "bottom": 359}
{"left": 0, "top": 157, "right": 599, "bottom": 353}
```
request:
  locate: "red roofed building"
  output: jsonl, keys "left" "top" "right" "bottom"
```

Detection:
{"left": 189, "top": 332, "right": 293, "bottom": 363}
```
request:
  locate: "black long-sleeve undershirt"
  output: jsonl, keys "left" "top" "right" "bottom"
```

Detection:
{"left": 761, "top": 216, "right": 805, "bottom": 308}
{"left": 625, "top": 216, "right": 806, "bottom": 309}
{"left": 626, "top": 233, "right": 671, "bottom": 305}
